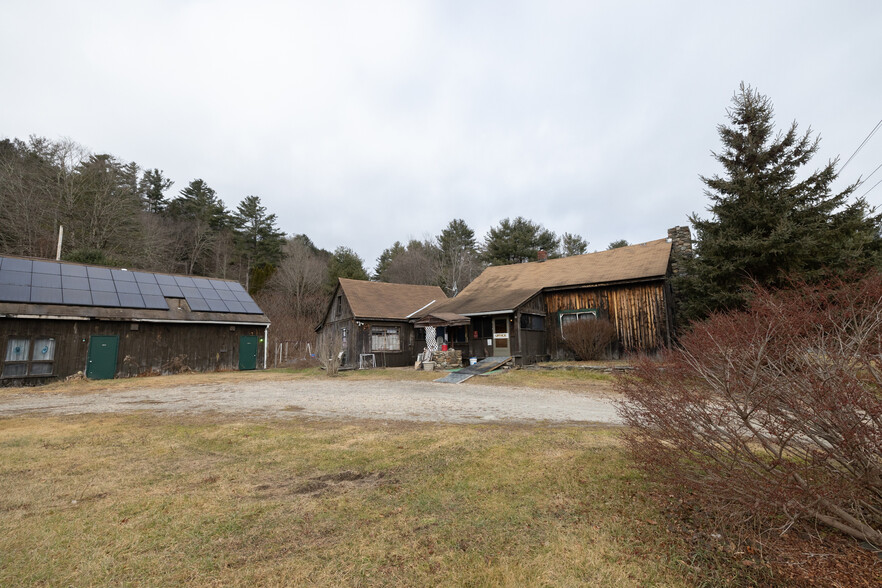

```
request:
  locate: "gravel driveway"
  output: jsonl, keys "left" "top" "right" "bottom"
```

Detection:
{"left": 0, "top": 378, "right": 621, "bottom": 425}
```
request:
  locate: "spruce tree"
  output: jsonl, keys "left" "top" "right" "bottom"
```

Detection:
{"left": 679, "top": 84, "right": 880, "bottom": 321}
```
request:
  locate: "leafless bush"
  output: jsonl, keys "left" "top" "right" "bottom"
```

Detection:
{"left": 162, "top": 354, "right": 192, "bottom": 374}
{"left": 317, "top": 329, "right": 343, "bottom": 377}
{"left": 616, "top": 277, "right": 882, "bottom": 547}
{"left": 561, "top": 318, "right": 618, "bottom": 360}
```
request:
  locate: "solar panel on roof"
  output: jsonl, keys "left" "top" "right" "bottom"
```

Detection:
{"left": 241, "top": 302, "right": 263, "bottom": 314}
{"left": 155, "top": 274, "right": 177, "bottom": 285}
{"left": 117, "top": 293, "right": 145, "bottom": 308}
{"left": 30, "top": 287, "right": 63, "bottom": 304}
{"left": 91, "top": 291, "right": 121, "bottom": 307}
{"left": 142, "top": 294, "right": 167, "bottom": 309}
{"left": 0, "top": 256, "right": 264, "bottom": 316}
{"left": 89, "top": 278, "right": 116, "bottom": 292}
{"left": 114, "top": 280, "right": 140, "bottom": 294}
{"left": 233, "top": 290, "right": 253, "bottom": 302}
{"left": 86, "top": 266, "right": 112, "bottom": 280}
{"left": 32, "top": 273, "right": 61, "bottom": 288}
{"left": 174, "top": 276, "right": 196, "bottom": 287}
{"left": 2, "top": 258, "right": 32, "bottom": 272}
{"left": 63, "top": 289, "right": 92, "bottom": 305}
{"left": 32, "top": 260, "right": 60, "bottom": 274}
{"left": 159, "top": 284, "right": 184, "bottom": 297}
{"left": 0, "top": 270, "right": 31, "bottom": 286}
{"left": 62, "top": 275, "right": 89, "bottom": 290}
{"left": 206, "top": 298, "right": 229, "bottom": 312}
{"left": 137, "top": 282, "right": 162, "bottom": 296}
{"left": 60, "top": 264, "right": 88, "bottom": 277}
{"left": 187, "top": 297, "right": 211, "bottom": 312}
{"left": 111, "top": 269, "right": 135, "bottom": 282}
{"left": 0, "top": 284, "right": 29, "bottom": 301}
{"left": 224, "top": 300, "right": 246, "bottom": 313}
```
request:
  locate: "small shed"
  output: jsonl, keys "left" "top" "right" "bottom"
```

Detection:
{"left": 0, "top": 255, "right": 270, "bottom": 385}
{"left": 315, "top": 278, "right": 447, "bottom": 368}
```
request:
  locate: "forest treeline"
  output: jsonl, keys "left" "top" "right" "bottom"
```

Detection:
{"left": 0, "top": 135, "right": 591, "bottom": 350}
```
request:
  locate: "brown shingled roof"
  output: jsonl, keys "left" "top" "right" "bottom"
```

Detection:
{"left": 433, "top": 238, "right": 672, "bottom": 315}
{"left": 339, "top": 279, "right": 447, "bottom": 320}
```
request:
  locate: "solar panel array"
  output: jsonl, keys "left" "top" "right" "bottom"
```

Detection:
{"left": 0, "top": 256, "right": 263, "bottom": 314}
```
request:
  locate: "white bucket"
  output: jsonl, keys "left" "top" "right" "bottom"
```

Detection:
{"left": 469, "top": 357, "right": 478, "bottom": 366}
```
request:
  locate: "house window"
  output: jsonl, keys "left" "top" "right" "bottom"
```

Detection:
{"left": 371, "top": 327, "right": 401, "bottom": 351}
{"left": 520, "top": 314, "right": 546, "bottom": 331}
{"left": 559, "top": 309, "right": 597, "bottom": 335}
{"left": 341, "top": 327, "right": 348, "bottom": 345}
{"left": 335, "top": 295, "right": 342, "bottom": 318}
{"left": 2, "top": 337, "right": 56, "bottom": 378}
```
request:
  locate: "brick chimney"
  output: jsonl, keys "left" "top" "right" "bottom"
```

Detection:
{"left": 537, "top": 249, "right": 548, "bottom": 262}
{"left": 666, "top": 226, "right": 693, "bottom": 275}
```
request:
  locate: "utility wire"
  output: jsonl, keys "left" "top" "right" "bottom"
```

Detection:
{"left": 841, "top": 118, "right": 882, "bottom": 173}
{"left": 859, "top": 176, "right": 882, "bottom": 200}
{"left": 856, "top": 161, "right": 882, "bottom": 188}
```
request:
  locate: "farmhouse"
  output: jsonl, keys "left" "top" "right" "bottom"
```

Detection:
{"left": 315, "top": 278, "right": 447, "bottom": 369}
{"left": 425, "top": 228, "right": 689, "bottom": 364}
{"left": 0, "top": 255, "right": 270, "bottom": 385}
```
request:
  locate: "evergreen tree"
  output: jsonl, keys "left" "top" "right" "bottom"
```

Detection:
{"left": 607, "top": 239, "right": 629, "bottom": 250}
{"left": 483, "top": 216, "right": 559, "bottom": 265}
{"left": 139, "top": 168, "right": 173, "bottom": 213}
{"left": 437, "top": 218, "right": 482, "bottom": 295}
{"left": 167, "top": 179, "right": 228, "bottom": 229}
{"left": 327, "top": 246, "right": 369, "bottom": 291}
{"left": 231, "top": 195, "right": 286, "bottom": 290}
{"left": 560, "top": 232, "right": 588, "bottom": 257}
{"left": 679, "top": 84, "right": 881, "bottom": 321}
{"left": 374, "top": 241, "right": 406, "bottom": 280}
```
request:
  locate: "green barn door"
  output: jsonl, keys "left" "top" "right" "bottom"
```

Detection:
{"left": 239, "top": 336, "right": 259, "bottom": 370}
{"left": 86, "top": 335, "right": 119, "bottom": 379}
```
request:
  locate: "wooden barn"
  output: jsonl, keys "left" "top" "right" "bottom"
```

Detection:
{"left": 315, "top": 279, "right": 448, "bottom": 368}
{"left": 425, "top": 230, "right": 688, "bottom": 364}
{"left": 0, "top": 255, "right": 270, "bottom": 386}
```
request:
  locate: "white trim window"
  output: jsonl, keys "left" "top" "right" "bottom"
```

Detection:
{"left": 559, "top": 309, "right": 598, "bottom": 335}
{"left": 371, "top": 327, "right": 401, "bottom": 351}
{"left": 2, "top": 337, "right": 56, "bottom": 377}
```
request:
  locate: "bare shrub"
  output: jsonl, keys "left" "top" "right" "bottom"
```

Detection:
{"left": 616, "top": 277, "right": 882, "bottom": 547}
{"left": 317, "top": 328, "right": 343, "bottom": 377}
{"left": 562, "top": 318, "right": 618, "bottom": 360}
{"left": 162, "top": 355, "right": 192, "bottom": 374}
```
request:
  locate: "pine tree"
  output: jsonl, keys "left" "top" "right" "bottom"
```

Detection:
{"left": 679, "top": 83, "right": 880, "bottom": 321}
{"left": 483, "top": 217, "right": 559, "bottom": 265}
{"left": 139, "top": 168, "right": 173, "bottom": 213}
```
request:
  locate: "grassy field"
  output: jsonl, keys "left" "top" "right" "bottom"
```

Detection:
{"left": 0, "top": 412, "right": 721, "bottom": 587}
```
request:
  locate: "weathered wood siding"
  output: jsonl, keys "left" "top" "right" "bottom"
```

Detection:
{"left": 1, "top": 318, "right": 266, "bottom": 386}
{"left": 544, "top": 280, "right": 670, "bottom": 355}
{"left": 515, "top": 293, "right": 548, "bottom": 364}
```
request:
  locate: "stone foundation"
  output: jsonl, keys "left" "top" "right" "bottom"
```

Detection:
{"left": 430, "top": 349, "right": 462, "bottom": 370}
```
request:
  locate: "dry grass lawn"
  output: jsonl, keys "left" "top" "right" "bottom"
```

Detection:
{"left": 0, "top": 413, "right": 707, "bottom": 587}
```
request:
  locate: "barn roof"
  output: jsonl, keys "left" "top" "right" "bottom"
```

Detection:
{"left": 0, "top": 255, "right": 269, "bottom": 324}
{"left": 337, "top": 278, "right": 447, "bottom": 320}
{"left": 433, "top": 238, "right": 672, "bottom": 315}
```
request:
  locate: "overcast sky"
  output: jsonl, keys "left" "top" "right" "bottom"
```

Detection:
{"left": 2, "top": 1, "right": 881, "bottom": 269}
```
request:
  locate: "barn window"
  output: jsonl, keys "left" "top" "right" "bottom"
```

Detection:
{"left": 520, "top": 314, "right": 546, "bottom": 331}
{"left": 2, "top": 337, "right": 55, "bottom": 378}
{"left": 371, "top": 327, "right": 401, "bottom": 351}
{"left": 335, "top": 295, "right": 342, "bottom": 318}
{"left": 559, "top": 309, "right": 598, "bottom": 335}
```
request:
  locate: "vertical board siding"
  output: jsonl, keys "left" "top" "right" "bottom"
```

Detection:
{"left": 544, "top": 281, "right": 669, "bottom": 354}
{"left": 1, "top": 318, "right": 265, "bottom": 385}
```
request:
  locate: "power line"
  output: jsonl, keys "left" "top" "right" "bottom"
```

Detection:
{"left": 841, "top": 118, "right": 882, "bottom": 173}
{"left": 856, "top": 161, "right": 882, "bottom": 188}
{"left": 859, "top": 176, "right": 882, "bottom": 200}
